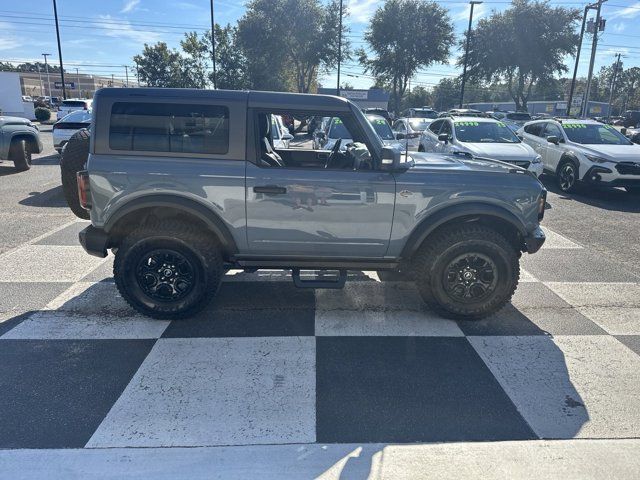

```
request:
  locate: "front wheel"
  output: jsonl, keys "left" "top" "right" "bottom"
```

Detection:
{"left": 114, "top": 220, "right": 224, "bottom": 319}
{"left": 414, "top": 225, "right": 519, "bottom": 319}
{"left": 9, "top": 139, "right": 31, "bottom": 172}
{"left": 557, "top": 160, "right": 579, "bottom": 193}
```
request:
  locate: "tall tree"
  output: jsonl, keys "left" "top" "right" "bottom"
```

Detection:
{"left": 237, "top": 0, "right": 348, "bottom": 93}
{"left": 208, "top": 24, "right": 251, "bottom": 90}
{"left": 134, "top": 42, "right": 184, "bottom": 87}
{"left": 180, "top": 32, "right": 210, "bottom": 89}
{"left": 359, "top": 0, "right": 454, "bottom": 113}
{"left": 461, "top": 0, "right": 580, "bottom": 110}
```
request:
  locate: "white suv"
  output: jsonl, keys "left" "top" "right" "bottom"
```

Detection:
{"left": 418, "top": 116, "right": 543, "bottom": 177}
{"left": 518, "top": 119, "right": 640, "bottom": 194}
{"left": 57, "top": 99, "right": 92, "bottom": 119}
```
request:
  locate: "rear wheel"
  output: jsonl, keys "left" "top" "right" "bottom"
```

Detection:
{"left": 557, "top": 159, "right": 579, "bottom": 193}
{"left": 60, "top": 129, "right": 90, "bottom": 219}
{"left": 414, "top": 224, "right": 519, "bottom": 319}
{"left": 114, "top": 220, "right": 224, "bottom": 319}
{"left": 9, "top": 139, "right": 31, "bottom": 172}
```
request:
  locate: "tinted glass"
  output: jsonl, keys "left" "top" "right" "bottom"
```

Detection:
{"left": 368, "top": 116, "right": 395, "bottom": 140}
{"left": 61, "top": 110, "right": 92, "bottom": 123}
{"left": 562, "top": 123, "right": 632, "bottom": 145}
{"left": 454, "top": 121, "right": 520, "bottom": 143}
{"left": 109, "top": 102, "right": 229, "bottom": 154}
{"left": 506, "top": 112, "right": 532, "bottom": 121}
{"left": 524, "top": 123, "right": 544, "bottom": 136}
{"left": 429, "top": 120, "right": 443, "bottom": 134}
{"left": 61, "top": 101, "right": 87, "bottom": 107}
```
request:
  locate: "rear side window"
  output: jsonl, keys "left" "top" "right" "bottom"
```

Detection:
{"left": 109, "top": 102, "right": 229, "bottom": 154}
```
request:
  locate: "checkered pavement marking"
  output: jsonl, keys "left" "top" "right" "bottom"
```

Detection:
{"left": 1, "top": 224, "right": 639, "bottom": 449}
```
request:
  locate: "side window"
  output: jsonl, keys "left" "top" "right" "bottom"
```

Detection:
{"left": 428, "top": 120, "right": 443, "bottom": 134}
{"left": 109, "top": 102, "right": 229, "bottom": 154}
{"left": 394, "top": 121, "right": 406, "bottom": 133}
{"left": 542, "top": 123, "right": 563, "bottom": 140}
{"left": 440, "top": 121, "right": 452, "bottom": 138}
{"left": 524, "top": 123, "right": 544, "bottom": 137}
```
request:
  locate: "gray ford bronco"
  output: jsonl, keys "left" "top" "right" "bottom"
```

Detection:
{"left": 0, "top": 116, "right": 43, "bottom": 171}
{"left": 78, "top": 88, "right": 546, "bottom": 320}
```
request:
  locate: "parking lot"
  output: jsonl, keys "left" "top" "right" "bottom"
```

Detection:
{"left": 1, "top": 128, "right": 640, "bottom": 478}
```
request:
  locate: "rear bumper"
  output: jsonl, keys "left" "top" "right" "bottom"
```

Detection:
{"left": 79, "top": 225, "right": 109, "bottom": 258}
{"left": 524, "top": 226, "right": 546, "bottom": 254}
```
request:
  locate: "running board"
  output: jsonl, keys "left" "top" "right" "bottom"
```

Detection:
{"left": 291, "top": 268, "right": 347, "bottom": 289}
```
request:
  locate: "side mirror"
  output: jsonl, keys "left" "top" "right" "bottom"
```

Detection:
{"left": 395, "top": 132, "right": 405, "bottom": 140}
{"left": 546, "top": 135, "right": 559, "bottom": 145}
{"left": 438, "top": 133, "right": 449, "bottom": 144}
{"left": 621, "top": 128, "right": 627, "bottom": 135}
{"left": 380, "top": 146, "right": 412, "bottom": 172}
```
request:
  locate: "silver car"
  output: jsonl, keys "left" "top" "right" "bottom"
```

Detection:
{"left": 418, "top": 116, "right": 543, "bottom": 177}
{"left": 392, "top": 118, "right": 433, "bottom": 151}
{"left": 316, "top": 115, "right": 403, "bottom": 150}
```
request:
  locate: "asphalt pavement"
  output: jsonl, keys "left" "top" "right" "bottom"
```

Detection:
{"left": 0, "top": 129, "right": 639, "bottom": 479}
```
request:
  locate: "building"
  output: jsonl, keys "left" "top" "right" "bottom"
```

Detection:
{"left": 18, "top": 71, "right": 129, "bottom": 99}
{"left": 465, "top": 100, "right": 610, "bottom": 117}
{"left": 317, "top": 88, "right": 390, "bottom": 110}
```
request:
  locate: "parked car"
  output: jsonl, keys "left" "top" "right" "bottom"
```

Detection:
{"left": 418, "top": 116, "right": 543, "bottom": 177}
{"left": 0, "top": 116, "right": 43, "bottom": 171}
{"left": 21, "top": 95, "right": 34, "bottom": 103}
{"left": 315, "top": 115, "right": 403, "bottom": 150}
{"left": 271, "top": 114, "right": 293, "bottom": 149}
{"left": 518, "top": 119, "right": 640, "bottom": 194}
{"left": 362, "top": 108, "right": 393, "bottom": 124}
{"left": 392, "top": 117, "right": 433, "bottom": 151}
{"left": 440, "top": 108, "right": 486, "bottom": 118}
{"left": 401, "top": 107, "right": 438, "bottom": 119}
{"left": 621, "top": 126, "right": 640, "bottom": 144}
{"left": 52, "top": 109, "right": 92, "bottom": 153}
{"left": 77, "top": 87, "right": 546, "bottom": 320}
{"left": 622, "top": 110, "right": 640, "bottom": 128}
{"left": 57, "top": 98, "right": 92, "bottom": 119}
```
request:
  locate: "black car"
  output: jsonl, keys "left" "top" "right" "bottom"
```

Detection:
{"left": 622, "top": 110, "right": 640, "bottom": 128}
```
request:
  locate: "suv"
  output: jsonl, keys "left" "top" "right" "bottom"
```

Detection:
{"left": 58, "top": 98, "right": 92, "bottom": 119}
{"left": 78, "top": 88, "right": 546, "bottom": 320}
{"left": 622, "top": 110, "right": 640, "bottom": 128}
{"left": 518, "top": 119, "right": 640, "bottom": 194}
{"left": 0, "top": 115, "right": 43, "bottom": 171}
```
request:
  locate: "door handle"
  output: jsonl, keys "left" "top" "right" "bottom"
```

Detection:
{"left": 254, "top": 185, "right": 287, "bottom": 194}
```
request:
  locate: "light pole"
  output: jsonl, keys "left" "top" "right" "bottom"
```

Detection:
{"left": 336, "top": 0, "right": 343, "bottom": 96}
{"left": 567, "top": 4, "right": 593, "bottom": 117}
{"left": 37, "top": 63, "right": 43, "bottom": 97}
{"left": 209, "top": 0, "right": 217, "bottom": 89}
{"left": 124, "top": 65, "right": 129, "bottom": 87}
{"left": 607, "top": 53, "right": 621, "bottom": 121}
{"left": 42, "top": 53, "right": 51, "bottom": 97}
{"left": 459, "top": 1, "right": 483, "bottom": 108}
{"left": 75, "top": 67, "right": 80, "bottom": 97}
{"left": 52, "top": 0, "right": 67, "bottom": 99}
{"left": 583, "top": 0, "right": 607, "bottom": 118}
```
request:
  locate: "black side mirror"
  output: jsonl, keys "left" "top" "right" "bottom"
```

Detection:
{"left": 395, "top": 132, "right": 405, "bottom": 140}
{"left": 546, "top": 135, "right": 559, "bottom": 145}
{"left": 621, "top": 127, "right": 627, "bottom": 135}
{"left": 380, "top": 146, "right": 412, "bottom": 172}
{"left": 438, "top": 133, "right": 449, "bottom": 144}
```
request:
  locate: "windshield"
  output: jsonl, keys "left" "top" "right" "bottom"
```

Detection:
{"left": 368, "top": 117, "right": 395, "bottom": 140}
{"left": 454, "top": 121, "right": 520, "bottom": 143}
{"left": 408, "top": 119, "right": 431, "bottom": 131}
{"left": 328, "top": 118, "right": 351, "bottom": 139}
{"left": 562, "top": 123, "right": 632, "bottom": 145}
{"left": 61, "top": 101, "right": 86, "bottom": 107}
{"left": 61, "top": 110, "right": 92, "bottom": 123}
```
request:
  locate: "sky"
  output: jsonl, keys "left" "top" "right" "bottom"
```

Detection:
{"left": 1, "top": 0, "right": 639, "bottom": 93}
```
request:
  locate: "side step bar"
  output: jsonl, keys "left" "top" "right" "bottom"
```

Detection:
{"left": 291, "top": 269, "right": 347, "bottom": 289}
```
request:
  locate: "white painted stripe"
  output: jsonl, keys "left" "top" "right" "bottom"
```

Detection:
{"left": 519, "top": 268, "right": 538, "bottom": 282}
{"left": 87, "top": 337, "right": 316, "bottom": 448}
{"left": 574, "top": 307, "right": 640, "bottom": 335}
{"left": 545, "top": 282, "right": 640, "bottom": 307}
{"left": 1, "top": 440, "right": 639, "bottom": 480}
{"left": 540, "top": 226, "right": 583, "bottom": 249}
{"left": 0, "top": 218, "right": 84, "bottom": 261}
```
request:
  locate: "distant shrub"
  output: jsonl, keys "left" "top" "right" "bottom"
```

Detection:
{"left": 35, "top": 107, "right": 51, "bottom": 122}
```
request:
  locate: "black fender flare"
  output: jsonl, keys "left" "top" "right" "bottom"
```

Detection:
{"left": 104, "top": 194, "right": 238, "bottom": 255}
{"left": 9, "top": 132, "right": 39, "bottom": 149}
{"left": 400, "top": 202, "right": 528, "bottom": 259}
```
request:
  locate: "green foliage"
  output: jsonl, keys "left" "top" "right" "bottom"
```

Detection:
{"left": 461, "top": 0, "right": 580, "bottom": 110}
{"left": 209, "top": 24, "right": 251, "bottom": 90}
{"left": 237, "top": 0, "right": 349, "bottom": 92}
{"left": 359, "top": 0, "right": 454, "bottom": 112}
{"left": 180, "top": 32, "right": 210, "bottom": 89}
{"left": 400, "top": 86, "right": 433, "bottom": 112}
{"left": 34, "top": 107, "right": 51, "bottom": 122}
{"left": 134, "top": 42, "right": 185, "bottom": 87}
{"left": 0, "top": 61, "right": 63, "bottom": 73}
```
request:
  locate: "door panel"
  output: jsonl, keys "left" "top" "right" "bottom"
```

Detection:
{"left": 245, "top": 162, "right": 396, "bottom": 257}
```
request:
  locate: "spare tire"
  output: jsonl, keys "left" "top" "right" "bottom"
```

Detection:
{"left": 60, "top": 129, "right": 90, "bottom": 219}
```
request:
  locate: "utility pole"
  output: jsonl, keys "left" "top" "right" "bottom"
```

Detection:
{"left": 75, "top": 67, "right": 80, "bottom": 98}
{"left": 42, "top": 53, "right": 51, "bottom": 97}
{"left": 37, "top": 63, "right": 43, "bottom": 97}
{"left": 134, "top": 59, "right": 141, "bottom": 87}
{"left": 567, "top": 4, "right": 592, "bottom": 117}
{"left": 210, "top": 0, "right": 217, "bottom": 89}
{"left": 607, "top": 53, "right": 621, "bottom": 121}
{"left": 52, "top": 0, "right": 67, "bottom": 99}
{"left": 124, "top": 65, "right": 129, "bottom": 87}
{"left": 336, "top": 0, "right": 343, "bottom": 96}
{"left": 583, "top": 0, "right": 606, "bottom": 118}
{"left": 111, "top": 73, "right": 115, "bottom": 87}
{"left": 459, "top": 1, "right": 483, "bottom": 108}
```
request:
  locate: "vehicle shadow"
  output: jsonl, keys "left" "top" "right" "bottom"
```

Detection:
{"left": 19, "top": 185, "right": 67, "bottom": 208}
{"left": 0, "top": 154, "right": 59, "bottom": 177}
{"left": 540, "top": 173, "right": 640, "bottom": 213}
{"left": 32, "top": 153, "right": 61, "bottom": 166}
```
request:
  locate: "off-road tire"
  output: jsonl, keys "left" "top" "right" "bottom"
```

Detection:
{"left": 9, "top": 139, "right": 31, "bottom": 172}
{"left": 114, "top": 220, "right": 224, "bottom": 319}
{"left": 413, "top": 224, "right": 519, "bottom": 320}
{"left": 60, "top": 129, "right": 90, "bottom": 219}
{"left": 556, "top": 159, "right": 580, "bottom": 193}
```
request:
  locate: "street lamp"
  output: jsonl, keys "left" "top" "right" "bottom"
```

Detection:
{"left": 42, "top": 53, "right": 51, "bottom": 98}
{"left": 459, "top": 1, "right": 483, "bottom": 109}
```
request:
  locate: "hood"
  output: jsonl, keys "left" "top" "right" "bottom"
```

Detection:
{"left": 0, "top": 116, "right": 32, "bottom": 127}
{"left": 458, "top": 142, "right": 537, "bottom": 162}
{"left": 408, "top": 151, "right": 521, "bottom": 175}
{"left": 576, "top": 143, "right": 640, "bottom": 162}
